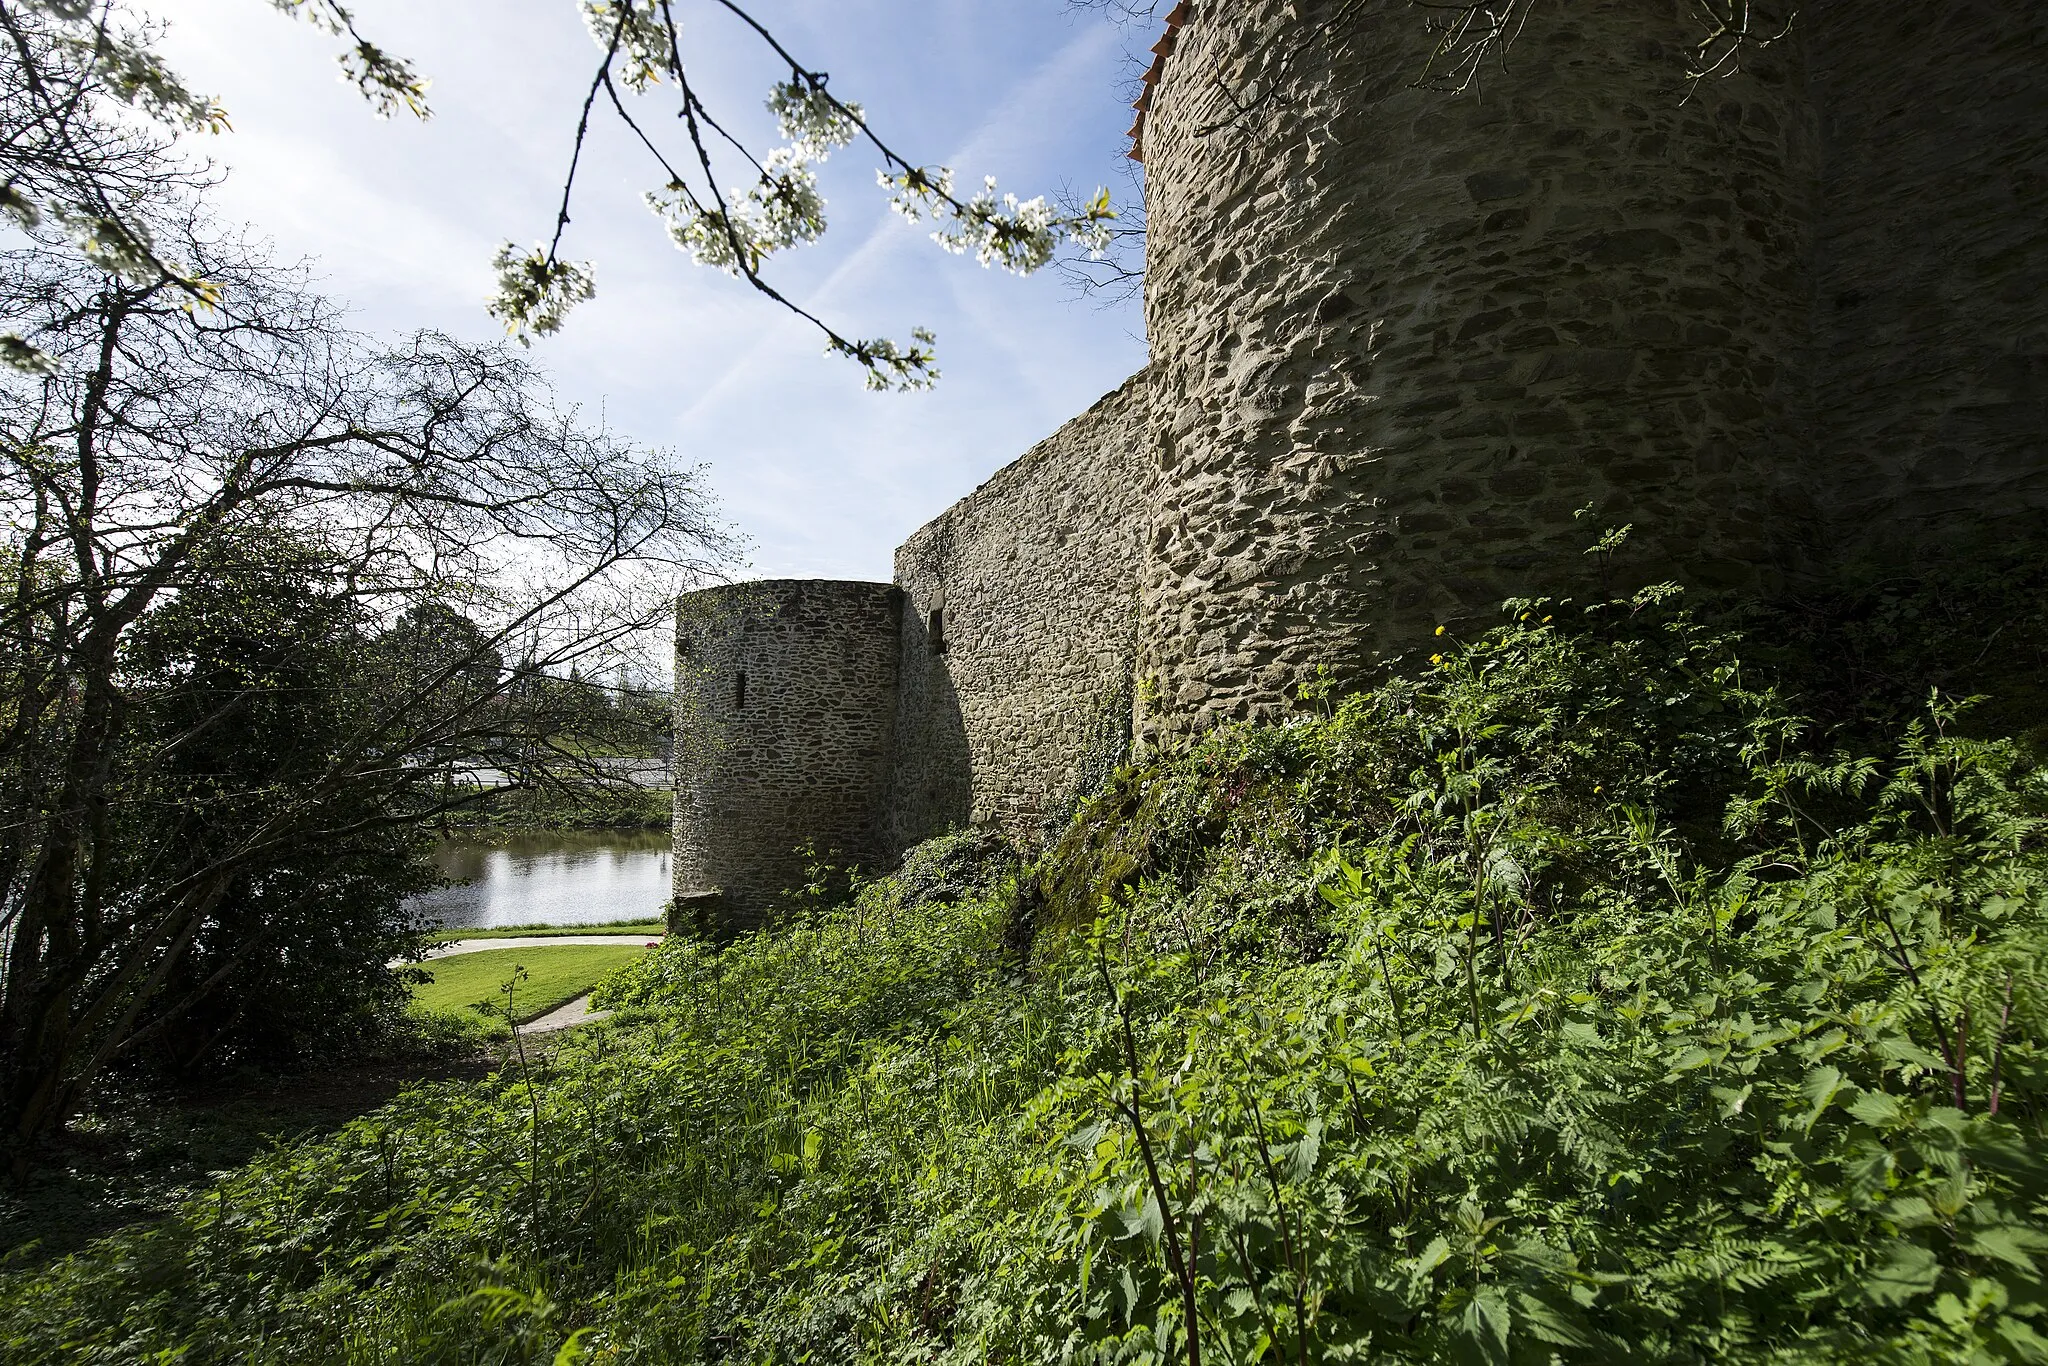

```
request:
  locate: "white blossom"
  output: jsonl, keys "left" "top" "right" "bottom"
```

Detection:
{"left": 828, "top": 326, "right": 939, "bottom": 392}
{"left": 486, "top": 244, "right": 596, "bottom": 343}
{"left": 646, "top": 140, "right": 836, "bottom": 277}
{"left": 580, "top": 0, "right": 672, "bottom": 91}
{"left": 0, "top": 334, "right": 57, "bottom": 376}
{"left": 877, "top": 169, "right": 1113, "bottom": 275}
{"left": 1, "top": 184, "right": 40, "bottom": 230}
{"left": 767, "top": 80, "right": 862, "bottom": 158}
{"left": 879, "top": 166, "right": 954, "bottom": 224}
{"left": 269, "top": 2, "right": 427, "bottom": 118}
{"left": 56, "top": 208, "right": 163, "bottom": 284}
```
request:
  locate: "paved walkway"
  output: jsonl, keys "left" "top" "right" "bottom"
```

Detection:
{"left": 426, "top": 934, "right": 662, "bottom": 960}
{"left": 518, "top": 994, "right": 612, "bottom": 1035}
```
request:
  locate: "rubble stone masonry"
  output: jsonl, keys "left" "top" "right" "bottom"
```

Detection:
{"left": 674, "top": 2, "right": 2046, "bottom": 930}
{"left": 1134, "top": 0, "right": 2046, "bottom": 737}
{"left": 671, "top": 580, "right": 901, "bottom": 931}
{"left": 890, "top": 374, "right": 1150, "bottom": 850}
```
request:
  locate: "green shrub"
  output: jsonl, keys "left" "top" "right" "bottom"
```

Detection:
{"left": 4, "top": 590, "right": 2045, "bottom": 1364}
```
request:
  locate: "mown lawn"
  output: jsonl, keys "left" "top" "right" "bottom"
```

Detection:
{"left": 410, "top": 945, "right": 651, "bottom": 1025}
{"left": 428, "top": 920, "right": 665, "bottom": 943}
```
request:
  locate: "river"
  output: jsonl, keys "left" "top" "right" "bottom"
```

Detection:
{"left": 405, "top": 830, "right": 672, "bottom": 930}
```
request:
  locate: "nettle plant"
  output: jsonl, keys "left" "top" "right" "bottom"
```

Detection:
{"left": 2, "top": 585, "right": 2045, "bottom": 1362}
{"left": 1011, "top": 597, "right": 2048, "bottom": 1364}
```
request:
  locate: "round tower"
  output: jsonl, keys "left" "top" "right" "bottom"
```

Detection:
{"left": 1135, "top": 1, "right": 1816, "bottom": 734}
{"left": 671, "top": 580, "right": 902, "bottom": 933}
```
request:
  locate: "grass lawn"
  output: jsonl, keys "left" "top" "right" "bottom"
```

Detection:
{"left": 409, "top": 945, "right": 651, "bottom": 1026}
{"left": 428, "top": 920, "right": 665, "bottom": 943}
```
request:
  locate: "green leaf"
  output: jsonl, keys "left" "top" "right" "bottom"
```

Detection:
{"left": 1995, "top": 1317, "right": 2048, "bottom": 1363}
{"left": 552, "top": 1327, "right": 595, "bottom": 1366}
{"left": 1287, "top": 1116, "right": 1324, "bottom": 1182}
{"left": 1119, "top": 1191, "right": 1163, "bottom": 1242}
{"left": 1410, "top": 1235, "right": 1453, "bottom": 1293}
{"left": 1865, "top": 1242, "right": 1942, "bottom": 1306}
{"left": 1968, "top": 1226, "right": 2046, "bottom": 1274}
{"left": 1847, "top": 1090, "right": 1905, "bottom": 1129}
{"left": 1461, "top": 1286, "right": 1512, "bottom": 1362}
{"left": 1801, "top": 1065, "right": 1852, "bottom": 1131}
{"left": 1515, "top": 1289, "right": 1595, "bottom": 1348}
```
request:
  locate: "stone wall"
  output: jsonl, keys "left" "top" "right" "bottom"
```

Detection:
{"left": 1132, "top": 0, "right": 2047, "bottom": 739}
{"left": 1137, "top": 0, "right": 1817, "bottom": 739}
{"left": 890, "top": 373, "right": 1151, "bottom": 849}
{"left": 1804, "top": 2, "right": 2048, "bottom": 550}
{"left": 665, "top": 3, "right": 2046, "bottom": 932}
{"left": 671, "top": 580, "right": 901, "bottom": 931}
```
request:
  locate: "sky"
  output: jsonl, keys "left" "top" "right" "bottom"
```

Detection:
{"left": 147, "top": 0, "right": 1153, "bottom": 582}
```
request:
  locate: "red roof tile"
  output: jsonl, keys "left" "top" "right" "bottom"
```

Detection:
{"left": 1128, "top": 1, "right": 1192, "bottom": 162}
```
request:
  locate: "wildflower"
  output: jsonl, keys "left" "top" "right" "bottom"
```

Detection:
{"left": 1435, "top": 625, "right": 1446, "bottom": 636}
{"left": 1430, "top": 653, "right": 1444, "bottom": 665}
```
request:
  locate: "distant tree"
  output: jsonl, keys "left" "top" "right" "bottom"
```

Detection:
{"left": 378, "top": 600, "right": 505, "bottom": 699}
{"left": 112, "top": 531, "right": 438, "bottom": 1075}
{"left": 0, "top": 199, "right": 730, "bottom": 1175}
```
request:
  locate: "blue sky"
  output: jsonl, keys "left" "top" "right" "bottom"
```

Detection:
{"left": 150, "top": 0, "right": 1152, "bottom": 582}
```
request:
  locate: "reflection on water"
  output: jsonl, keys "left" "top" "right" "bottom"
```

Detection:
{"left": 407, "top": 830, "right": 671, "bottom": 929}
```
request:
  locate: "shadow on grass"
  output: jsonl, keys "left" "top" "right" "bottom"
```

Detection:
{"left": 0, "top": 1053, "right": 494, "bottom": 1268}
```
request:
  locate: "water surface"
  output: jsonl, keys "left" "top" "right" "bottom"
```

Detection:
{"left": 407, "top": 830, "right": 671, "bottom": 929}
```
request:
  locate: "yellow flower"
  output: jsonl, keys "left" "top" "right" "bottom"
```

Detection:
{"left": 1430, "top": 653, "right": 1444, "bottom": 665}
{"left": 1434, "top": 625, "right": 1446, "bottom": 637}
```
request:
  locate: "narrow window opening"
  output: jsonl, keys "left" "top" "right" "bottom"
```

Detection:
{"left": 928, "top": 607, "right": 948, "bottom": 656}
{"left": 733, "top": 670, "right": 747, "bottom": 711}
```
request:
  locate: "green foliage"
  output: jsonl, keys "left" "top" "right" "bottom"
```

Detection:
{"left": 1735, "top": 548, "right": 2048, "bottom": 749}
{"left": 112, "top": 536, "right": 439, "bottom": 1076}
{"left": 448, "top": 781, "right": 672, "bottom": 833}
{"left": 5, "top": 593, "right": 2047, "bottom": 1364}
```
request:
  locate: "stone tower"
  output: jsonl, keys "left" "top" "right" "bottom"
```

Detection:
{"left": 1133, "top": 0, "right": 2047, "bottom": 734}
{"left": 670, "top": 581, "right": 901, "bottom": 931}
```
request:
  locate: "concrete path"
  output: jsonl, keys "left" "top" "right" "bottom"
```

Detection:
{"left": 518, "top": 993, "right": 611, "bottom": 1035}
{"left": 426, "top": 934, "right": 662, "bottom": 960}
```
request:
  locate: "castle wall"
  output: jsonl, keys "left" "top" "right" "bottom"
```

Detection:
{"left": 1803, "top": 2, "right": 2048, "bottom": 547}
{"left": 666, "top": 3, "right": 2047, "bottom": 927}
{"left": 1136, "top": 0, "right": 1818, "bottom": 736}
{"left": 890, "top": 373, "right": 1150, "bottom": 849}
{"left": 671, "top": 580, "right": 901, "bottom": 932}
